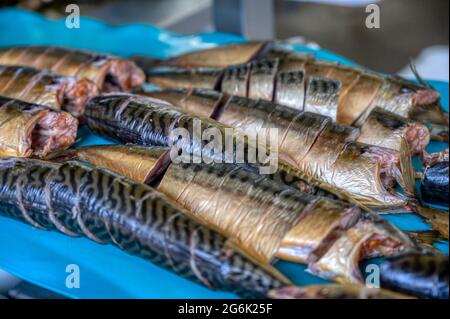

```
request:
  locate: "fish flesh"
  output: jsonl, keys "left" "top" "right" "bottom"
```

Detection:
{"left": 0, "top": 96, "right": 78, "bottom": 158}
{"left": 414, "top": 206, "right": 449, "bottom": 240}
{"left": 136, "top": 90, "right": 415, "bottom": 209}
{"left": 0, "top": 157, "right": 289, "bottom": 298}
{"left": 0, "top": 46, "right": 145, "bottom": 93}
{"left": 64, "top": 144, "right": 414, "bottom": 284}
{"left": 381, "top": 251, "right": 449, "bottom": 299}
{"left": 140, "top": 41, "right": 447, "bottom": 136}
{"left": 0, "top": 65, "right": 99, "bottom": 118}
{"left": 421, "top": 149, "right": 449, "bottom": 205}
{"left": 268, "top": 284, "right": 413, "bottom": 299}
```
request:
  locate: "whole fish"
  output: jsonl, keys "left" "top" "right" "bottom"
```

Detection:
{"left": 268, "top": 284, "right": 413, "bottom": 299}
{"left": 0, "top": 46, "right": 145, "bottom": 93}
{"left": 0, "top": 157, "right": 289, "bottom": 298}
{"left": 0, "top": 65, "right": 99, "bottom": 118}
{"left": 380, "top": 251, "right": 449, "bottom": 299}
{"left": 0, "top": 97, "right": 78, "bottom": 158}
{"left": 64, "top": 144, "right": 414, "bottom": 284}
{"left": 139, "top": 41, "right": 447, "bottom": 137}
{"left": 421, "top": 149, "right": 449, "bottom": 206}
{"left": 132, "top": 90, "right": 415, "bottom": 208}
{"left": 142, "top": 87, "right": 429, "bottom": 157}
{"left": 143, "top": 79, "right": 431, "bottom": 158}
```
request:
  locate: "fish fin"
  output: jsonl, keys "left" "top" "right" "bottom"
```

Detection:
{"left": 398, "top": 137, "right": 416, "bottom": 197}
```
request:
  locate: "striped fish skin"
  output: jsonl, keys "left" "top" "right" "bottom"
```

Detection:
{"left": 142, "top": 41, "right": 447, "bottom": 133}
{"left": 0, "top": 65, "right": 99, "bottom": 118}
{"left": 66, "top": 144, "right": 415, "bottom": 284}
{"left": 134, "top": 41, "right": 269, "bottom": 69}
{"left": 84, "top": 93, "right": 339, "bottom": 200}
{"left": 381, "top": 251, "right": 449, "bottom": 299}
{"left": 0, "top": 46, "right": 145, "bottom": 93}
{"left": 144, "top": 90, "right": 410, "bottom": 209}
{"left": 0, "top": 97, "right": 78, "bottom": 158}
{"left": 421, "top": 149, "right": 449, "bottom": 206}
{"left": 0, "top": 157, "right": 289, "bottom": 298}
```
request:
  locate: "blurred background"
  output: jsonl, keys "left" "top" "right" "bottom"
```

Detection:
{"left": 0, "top": 0, "right": 448, "bottom": 79}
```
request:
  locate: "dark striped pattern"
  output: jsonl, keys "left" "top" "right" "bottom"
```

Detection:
{"left": 0, "top": 157, "right": 287, "bottom": 298}
{"left": 381, "top": 252, "right": 449, "bottom": 299}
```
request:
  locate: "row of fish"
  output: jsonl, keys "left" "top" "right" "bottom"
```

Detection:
{"left": 0, "top": 44, "right": 448, "bottom": 299}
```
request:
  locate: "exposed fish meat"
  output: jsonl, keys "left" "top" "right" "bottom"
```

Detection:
{"left": 0, "top": 65, "right": 99, "bottom": 118}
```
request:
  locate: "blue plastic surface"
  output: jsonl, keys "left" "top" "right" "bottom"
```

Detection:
{"left": 0, "top": 8, "right": 448, "bottom": 298}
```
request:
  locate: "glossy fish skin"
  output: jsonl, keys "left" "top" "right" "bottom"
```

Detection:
{"left": 421, "top": 149, "right": 449, "bottom": 206}
{"left": 139, "top": 41, "right": 269, "bottom": 69}
{"left": 358, "top": 107, "right": 430, "bottom": 156}
{"left": 268, "top": 284, "right": 413, "bottom": 299}
{"left": 0, "top": 65, "right": 99, "bottom": 118}
{"left": 0, "top": 46, "right": 145, "bottom": 93}
{"left": 143, "top": 41, "right": 447, "bottom": 132}
{"left": 381, "top": 252, "right": 449, "bottom": 299}
{"left": 0, "top": 97, "right": 78, "bottom": 158}
{"left": 67, "top": 144, "right": 415, "bottom": 284}
{"left": 0, "top": 157, "right": 289, "bottom": 298}
{"left": 145, "top": 89, "right": 410, "bottom": 209}
{"left": 84, "top": 93, "right": 344, "bottom": 200}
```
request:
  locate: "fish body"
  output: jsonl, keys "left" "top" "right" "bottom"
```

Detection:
{"left": 139, "top": 90, "right": 412, "bottom": 209}
{"left": 0, "top": 97, "right": 78, "bottom": 158}
{"left": 381, "top": 252, "right": 449, "bottom": 299}
{"left": 421, "top": 149, "right": 449, "bottom": 205}
{"left": 268, "top": 284, "right": 413, "bottom": 299}
{"left": 0, "top": 46, "right": 145, "bottom": 93}
{"left": 0, "top": 157, "right": 288, "bottom": 298}
{"left": 0, "top": 65, "right": 99, "bottom": 118}
{"left": 67, "top": 144, "right": 414, "bottom": 284}
{"left": 141, "top": 41, "right": 447, "bottom": 134}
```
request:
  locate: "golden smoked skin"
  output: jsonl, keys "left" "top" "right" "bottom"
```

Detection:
{"left": 0, "top": 101, "right": 43, "bottom": 157}
{"left": 358, "top": 107, "right": 430, "bottom": 155}
{"left": 143, "top": 42, "right": 447, "bottom": 130}
{"left": 0, "top": 97, "right": 78, "bottom": 158}
{"left": 0, "top": 65, "right": 100, "bottom": 118}
{"left": 146, "top": 90, "right": 409, "bottom": 209}
{"left": 67, "top": 144, "right": 414, "bottom": 284}
{"left": 155, "top": 42, "right": 267, "bottom": 68}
